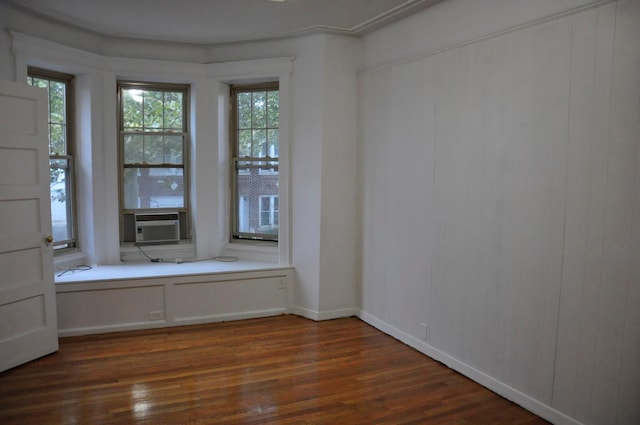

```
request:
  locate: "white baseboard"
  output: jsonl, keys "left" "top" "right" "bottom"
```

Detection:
{"left": 357, "top": 310, "right": 584, "bottom": 425}
{"left": 287, "top": 305, "right": 318, "bottom": 320}
{"left": 288, "top": 305, "right": 359, "bottom": 321}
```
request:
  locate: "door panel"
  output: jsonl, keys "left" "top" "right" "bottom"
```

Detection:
{"left": 0, "top": 79, "right": 58, "bottom": 372}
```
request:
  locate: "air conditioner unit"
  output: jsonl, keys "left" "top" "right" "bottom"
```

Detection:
{"left": 134, "top": 212, "right": 180, "bottom": 244}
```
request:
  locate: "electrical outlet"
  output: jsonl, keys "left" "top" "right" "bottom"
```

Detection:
{"left": 149, "top": 310, "right": 164, "bottom": 321}
{"left": 420, "top": 322, "right": 428, "bottom": 340}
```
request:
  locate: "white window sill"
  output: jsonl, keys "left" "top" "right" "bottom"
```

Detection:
{"left": 54, "top": 257, "right": 289, "bottom": 284}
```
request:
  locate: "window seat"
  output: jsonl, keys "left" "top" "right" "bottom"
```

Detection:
{"left": 54, "top": 258, "right": 289, "bottom": 284}
{"left": 53, "top": 259, "right": 294, "bottom": 337}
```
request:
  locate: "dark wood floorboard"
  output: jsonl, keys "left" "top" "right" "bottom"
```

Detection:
{"left": 0, "top": 315, "right": 549, "bottom": 425}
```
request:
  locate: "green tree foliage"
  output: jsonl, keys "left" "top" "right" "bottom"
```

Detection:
{"left": 122, "top": 88, "right": 184, "bottom": 166}
{"left": 236, "top": 90, "right": 279, "bottom": 158}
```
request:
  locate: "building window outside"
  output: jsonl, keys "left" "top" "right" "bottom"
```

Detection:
{"left": 231, "top": 83, "right": 279, "bottom": 242}
{"left": 259, "top": 195, "right": 278, "bottom": 227}
{"left": 28, "top": 68, "right": 77, "bottom": 252}
{"left": 118, "top": 82, "right": 190, "bottom": 241}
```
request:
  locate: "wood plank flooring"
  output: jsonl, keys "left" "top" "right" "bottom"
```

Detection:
{"left": 0, "top": 315, "right": 549, "bottom": 424}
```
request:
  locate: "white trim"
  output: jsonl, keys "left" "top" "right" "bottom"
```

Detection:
{"left": 357, "top": 310, "right": 585, "bottom": 425}
{"left": 288, "top": 306, "right": 359, "bottom": 321}
{"left": 288, "top": 305, "right": 318, "bottom": 320}
{"left": 360, "top": 0, "right": 615, "bottom": 75}
{"left": 317, "top": 308, "right": 360, "bottom": 321}
{"left": 206, "top": 57, "right": 294, "bottom": 78}
{"left": 350, "top": 0, "right": 442, "bottom": 35}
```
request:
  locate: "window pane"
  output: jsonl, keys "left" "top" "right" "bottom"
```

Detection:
{"left": 123, "top": 167, "right": 184, "bottom": 209}
{"left": 124, "top": 134, "right": 144, "bottom": 164}
{"left": 267, "top": 129, "right": 279, "bottom": 157}
{"left": 164, "top": 135, "right": 183, "bottom": 164}
{"left": 261, "top": 211, "right": 270, "bottom": 226}
{"left": 252, "top": 129, "right": 266, "bottom": 158}
{"left": 144, "top": 135, "right": 164, "bottom": 164}
{"left": 273, "top": 196, "right": 279, "bottom": 225}
{"left": 31, "top": 78, "right": 48, "bottom": 90}
{"left": 143, "top": 90, "right": 164, "bottom": 130}
{"left": 123, "top": 89, "right": 144, "bottom": 129}
{"left": 238, "top": 130, "right": 252, "bottom": 157}
{"left": 234, "top": 161, "right": 278, "bottom": 236}
{"left": 49, "top": 123, "right": 66, "bottom": 155}
{"left": 251, "top": 92, "right": 266, "bottom": 128}
{"left": 238, "top": 196, "right": 250, "bottom": 232}
{"left": 49, "top": 81, "right": 66, "bottom": 125}
{"left": 238, "top": 92, "right": 251, "bottom": 129}
{"left": 50, "top": 159, "right": 72, "bottom": 242}
{"left": 267, "top": 91, "right": 279, "bottom": 128}
{"left": 164, "top": 91, "right": 183, "bottom": 130}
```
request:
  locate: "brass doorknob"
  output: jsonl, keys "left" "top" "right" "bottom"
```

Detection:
{"left": 45, "top": 235, "right": 53, "bottom": 243}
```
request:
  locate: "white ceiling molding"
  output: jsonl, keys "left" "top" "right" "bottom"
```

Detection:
{"left": 3, "top": 0, "right": 446, "bottom": 45}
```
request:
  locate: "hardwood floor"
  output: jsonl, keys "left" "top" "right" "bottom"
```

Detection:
{"left": 0, "top": 315, "right": 548, "bottom": 425}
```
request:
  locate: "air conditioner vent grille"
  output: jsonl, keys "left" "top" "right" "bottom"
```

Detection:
{"left": 135, "top": 213, "right": 179, "bottom": 222}
{"left": 134, "top": 212, "right": 180, "bottom": 244}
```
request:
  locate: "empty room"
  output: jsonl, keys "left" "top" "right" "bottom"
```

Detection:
{"left": 0, "top": 0, "right": 638, "bottom": 424}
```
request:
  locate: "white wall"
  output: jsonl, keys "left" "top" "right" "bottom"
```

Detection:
{"left": 359, "top": 1, "right": 640, "bottom": 424}
{"left": 318, "top": 35, "right": 361, "bottom": 316}
{"left": 209, "top": 34, "right": 362, "bottom": 319}
{"left": 0, "top": 3, "right": 13, "bottom": 81}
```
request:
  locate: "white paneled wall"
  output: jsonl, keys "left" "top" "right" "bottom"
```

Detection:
{"left": 359, "top": 1, "right": 640, "bottom": 424}
{"left": 553, "top": 4, "right": 618, "bottom": 423}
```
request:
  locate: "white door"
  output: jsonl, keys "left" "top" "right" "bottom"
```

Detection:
{"left": 0, "top": 79, "right": 58, "bottom": 372}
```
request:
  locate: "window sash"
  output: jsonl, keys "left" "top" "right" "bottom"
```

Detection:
{"left": 117, "top": 82, "right": 190, "bottom": 242}
{"left": 28, "top": 67, "right": 77, "bottom": 252}
{"left": 230, "top": 83, "right": 279, "bottom": 243}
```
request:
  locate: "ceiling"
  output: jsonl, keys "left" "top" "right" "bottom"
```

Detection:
{"left": 4, "top": 0, "right": 444, "bottom": 45}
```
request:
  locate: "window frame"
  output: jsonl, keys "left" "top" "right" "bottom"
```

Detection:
{"left": 27, "top": 67, "right": 78, "bottom": 253}
{"left": 116, "top": 81, "right": 191, "bottom": 243}
{"left": 230, "top": 82, "right": 280, "bottom": 243}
